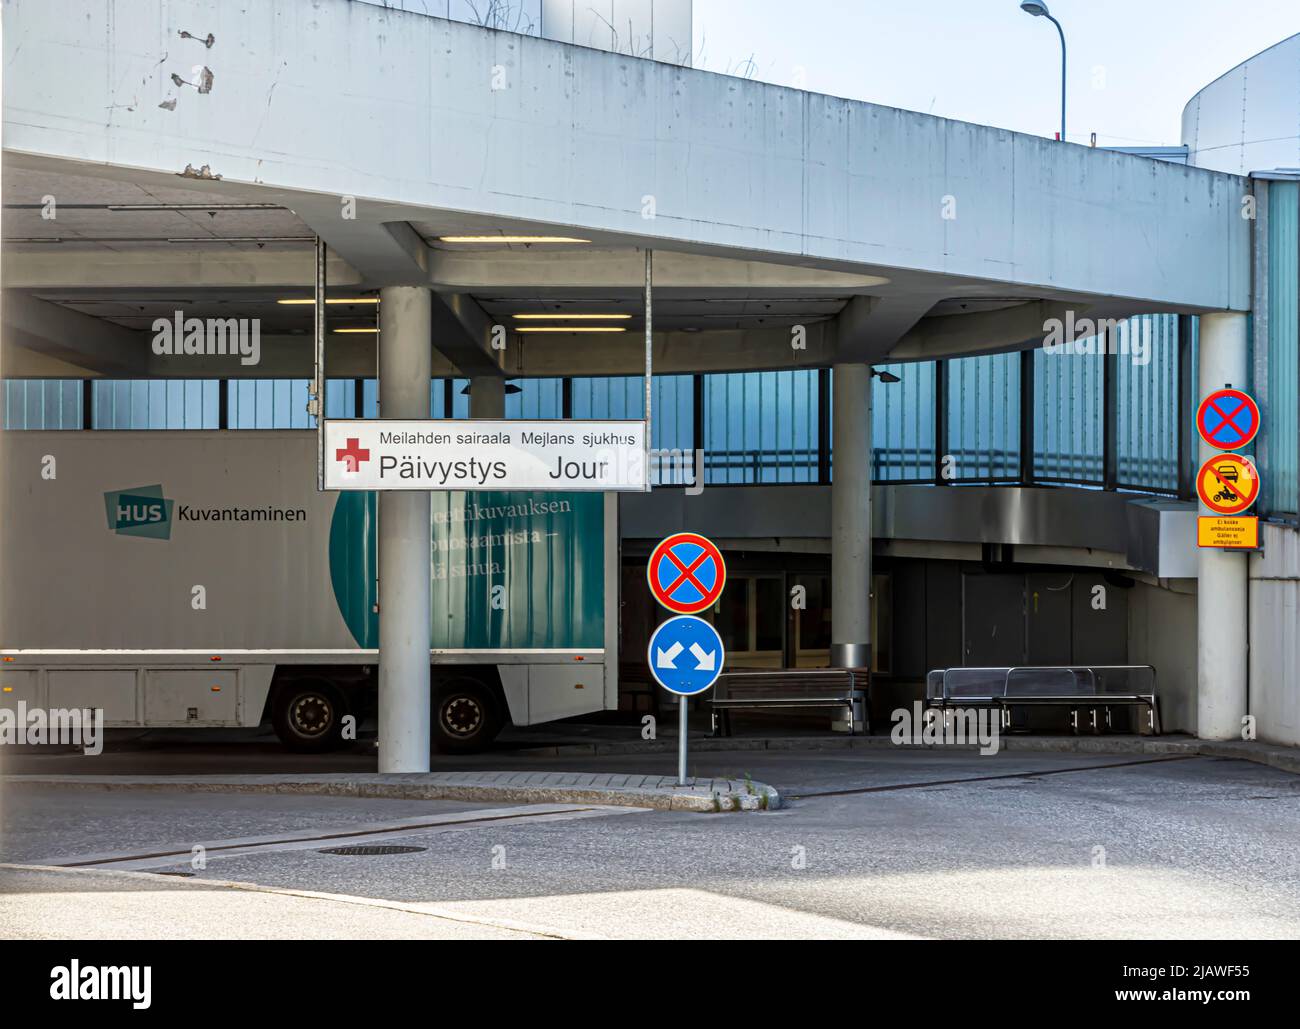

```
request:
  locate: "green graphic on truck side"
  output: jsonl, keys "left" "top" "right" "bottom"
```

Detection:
{"left": 329, "top": 491, "right": 604, "bottom": 651}
{"left": 328, "top": 491, "right": 379, "bottom": 648}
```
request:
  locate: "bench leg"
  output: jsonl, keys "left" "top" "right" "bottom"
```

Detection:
{"left": 1070, "top": 708, "right": 1079, "bottom": 734}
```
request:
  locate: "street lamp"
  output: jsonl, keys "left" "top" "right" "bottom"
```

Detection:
{"left": 1020, "top": 0, "right": 1067, "bottom": 143}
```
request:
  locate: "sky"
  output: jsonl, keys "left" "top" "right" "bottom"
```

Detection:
{"left": 691, "top": 0, "right": 1300, "bottom": 147}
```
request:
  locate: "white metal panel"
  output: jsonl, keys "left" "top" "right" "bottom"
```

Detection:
{"left": 1248, "top": 523, "right": 1300, "bottom": 746}
{"left": 48, "top": 669, "right": 138, "bottom": 724}
{"left": 527, "top": 663, "right": 606, "bottom": 723}
{"left": 540, "top": 0, "right": 575, "bottom": 43}
{"left": 144, "top": 669, "right": 239, "bottom": 725}
{"left": 498, "top": 664, "right": 529, "bottom": 724}
{"left": 0, "top": 670, "right": 42, "bottom": 712}
{"left": 0, "top": 432, "right": 353, "bottom": 651}
{"left": 1184, "top": 34, "right": 1300, "bottom": 175}
{"left": 237, "top": 665, "right": 277, "bottom": 727}
{"left": 650, "top": 0, "right": 692, "bottom": 66}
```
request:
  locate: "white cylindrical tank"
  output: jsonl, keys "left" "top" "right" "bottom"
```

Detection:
{"left": 541, "top": 0, "right": 692, "bottom": 65}
{"left": 1182, "top": 33, "right": 1300, "bottom": 175}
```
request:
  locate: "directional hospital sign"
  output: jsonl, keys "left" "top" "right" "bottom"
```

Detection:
{"left": 323, "top": 419, "right": 647, "bottom": 491}
{"left": 648, "top": 615, "right": 725, "bottom": 696}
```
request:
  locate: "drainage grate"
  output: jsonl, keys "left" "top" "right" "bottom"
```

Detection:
{"left": 157, "top": 871, "right": 195, "bottom": 877}
{"left": 319, "top": 844, "right": 427, "bottom": 856}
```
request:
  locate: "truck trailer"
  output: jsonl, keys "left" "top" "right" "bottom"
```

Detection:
{"left": 0, "top": 431, "right": 620, "bottom": 753}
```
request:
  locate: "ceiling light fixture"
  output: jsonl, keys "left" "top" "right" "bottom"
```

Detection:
{"left": 511, "top": 313, "right": 632, "bottom": 320}
{"left": 438, "top": 235, "right": 591, "bottom": 244}
{"left": 166, "top": 236, "right": 314, "bottom": 243}
{"left": 514, "top": 326, "right": 628, "bottom": 333}
{"left": 278, "top": 297, "right": 379, "bottom": 305}
{"left": 108, "top": 203, "right": 284, "bottom": 212}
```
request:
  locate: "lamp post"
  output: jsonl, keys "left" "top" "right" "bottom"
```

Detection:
{"left": 1020, "top": 1, "right": 1067, "bottom": 143}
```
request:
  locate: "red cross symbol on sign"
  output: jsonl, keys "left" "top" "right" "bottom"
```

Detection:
{"left": 335, "top": 438, "right": 370, "bottom": 472}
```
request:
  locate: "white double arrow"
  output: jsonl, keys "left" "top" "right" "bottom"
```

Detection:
{"left": 655, "top": 640, "right": 717, "bottom": 672}
{"left": 689, "top": 642, "right": 716, "bottom": 671}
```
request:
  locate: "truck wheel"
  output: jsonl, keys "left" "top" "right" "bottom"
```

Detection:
{"left": 433, "top": 679, "right": 502, "bottom": 754}
{"left": 272, "top": 680, "right": 349, "bottom": 753}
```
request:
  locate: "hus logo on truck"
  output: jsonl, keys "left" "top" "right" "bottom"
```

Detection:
{"left": 103, "top": 485, "right": 174, "bottom": 540}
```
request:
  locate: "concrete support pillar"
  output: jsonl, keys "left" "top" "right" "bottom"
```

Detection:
{"left": 377, "top": 287, "right": 432, "bottom": 772}
{"left": 470, "top": 376, "right": 505, "bottom": 418}
{"left": 1197, "top": 311, "right": 1250, "bottom": 740}
{"left": 831, "top": 363, "right": 872, "bottom": 668}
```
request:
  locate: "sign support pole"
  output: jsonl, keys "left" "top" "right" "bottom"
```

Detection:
{"left": 312, "top": 236, "right": 327, "bottom": 491}
{"left": 678, "top": 696, "right": 688, "bottom": 786}
{"left": 644, "top": 248, "right": 653, "bottom": 491}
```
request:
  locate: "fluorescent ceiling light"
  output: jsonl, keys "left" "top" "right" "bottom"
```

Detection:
{"left": 278, "top": 297, "right": 379, "bottom": 305}
{"left": 438, "top": 235, "right": 591, "bottom": 244}
{"left": 108, "top": 203, "right": 283, "bottom": 212}
{"left": 333, "top": 327, "right": 378, "bottom": 334}
{"left": 166, "top": 236, "right": 314, "bottom": 243}
{"left": 515, "top": 326, "right": 627, "bottom": 333}
{"left": 512, "top": 313, "right": 632, "bottom": 320}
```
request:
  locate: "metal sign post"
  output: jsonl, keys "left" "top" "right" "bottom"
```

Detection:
{"left": 648, "top": 615, "right": 725, "bottom": 785}
{"left": 311, "top": 236, "right": 327, "bottom": 491}
{"left": 644, "top": 248, "right": 653, "bottom": 492}
{"left": 647, "top": 533, "right": 728, "bottom": 786}
{"left": 679, "top": 696, "right": 688, "bottom": 784}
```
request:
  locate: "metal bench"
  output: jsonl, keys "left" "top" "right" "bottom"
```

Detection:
{"left": 925, "top": 665, "right": 1160, "bottom": 735}
{"left": 710, "top": 668, "right": 869, "bottom": 737}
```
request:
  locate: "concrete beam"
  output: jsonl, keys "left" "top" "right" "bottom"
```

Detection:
{"left": 514, "top": 322, "right": 835, "bottom": 375}
{"left": 889, "top": 300, "right": 1079, "bottom": 361}
{"left": 833, "top": 294, "right": 936, "bottom": 363}
{"left": 286, "top": 191, "right": 431, "bottom": 286}
{"left": 430, "top": 293, "right": 507, "bottom": 377}
{"left": 428, "top": 248, "right": 887, "bottom": 293}
{"left": 1, "top": 291, "right": 148, "bottom": 376}
{"left": 2, "top": 248, "right": 359, "bottom": 291}
{"left": 3, "top": 0, "right": 1249, "bottom": 311}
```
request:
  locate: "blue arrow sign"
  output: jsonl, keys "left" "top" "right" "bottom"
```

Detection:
{"left": 647, "top": 615, "right": 726, "bottom": 696}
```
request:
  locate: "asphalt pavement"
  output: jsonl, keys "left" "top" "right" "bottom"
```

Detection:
{"left": 4, "top": 745, "right": 1300, "bottom": 939}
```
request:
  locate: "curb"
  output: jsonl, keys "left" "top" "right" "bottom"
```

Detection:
{"left": 0, "top": 772, "right": 782, "bottom": 813}
{"left": 508, "top": 733, "right": 1300, "bottom": 775}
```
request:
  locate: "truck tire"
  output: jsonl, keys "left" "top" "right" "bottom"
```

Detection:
{"left": 272, "top": 679, "right": 350, "bottom": 753}
{"left": 433, "top": 678, "right": 503, "bottom": 754}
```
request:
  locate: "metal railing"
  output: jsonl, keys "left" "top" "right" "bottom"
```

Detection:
{"left": 925, "top": 664, "right": 1159, "bottom": 734}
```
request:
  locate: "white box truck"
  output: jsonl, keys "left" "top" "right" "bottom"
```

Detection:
{"left": 0, "top": 431, "right": 620, "bottom": 752}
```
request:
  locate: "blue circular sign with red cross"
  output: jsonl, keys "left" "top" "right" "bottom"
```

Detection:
{"left": 1197, "top": 388, "right": 1260, "bottom": 451}
{"left": 647, "top": 533, "right": 726, "bottom": 614}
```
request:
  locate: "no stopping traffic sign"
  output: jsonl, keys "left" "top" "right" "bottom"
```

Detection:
{"left": 647, "top": 533, "right": 727, "bottom": 614}
{"left": 1197, "top": 388, "right": 1260, "bottom": 451}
